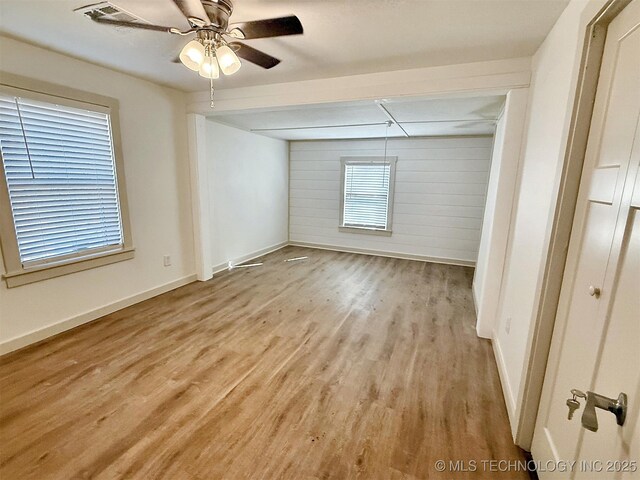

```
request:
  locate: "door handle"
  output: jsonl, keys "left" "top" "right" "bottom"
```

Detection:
{"left": 566, "top": 389, "right": 627, "bottom": 432}
{"left": 588, "top": 285, "right": 601, "bottom": 297}
{"left": 567, "top": 389, "right": 627, "bottom": 432}
{"left": 582, "top": 391, "right": 627, "bottom": 432}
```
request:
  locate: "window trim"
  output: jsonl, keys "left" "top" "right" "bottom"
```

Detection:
{"left": 0, "top": 73, "right": 134, "bottom": 288}
{"left": 339, "top": 156, "right": 397, "bottom": 235}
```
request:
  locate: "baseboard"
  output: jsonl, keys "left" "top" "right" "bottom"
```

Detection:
{"left": 212, "top": 262, "right": 230, "bottom": 276}
{"left": 476, "top": 324, "right": 493, "bottom": 340}
{"left": 492, "top": 337, "right": 518, "bottom": 439}
{"left": 288, "top": 241, "right": 476, "bottom": 268}
{"left": 211, "top": 241, "right": 288, "bottom": 275}
{"left": 472, "top": 283, "right": 493, "bottom": 339}
{"left": 0, "top": 274, "right": 197, "bottom": 356}
{"left": 472, "top": 281, "right": 480, "bottom": 316}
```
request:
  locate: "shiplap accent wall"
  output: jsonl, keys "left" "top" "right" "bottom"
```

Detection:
{"left": 289, "top": 136, "right": 493, "bottom": 265}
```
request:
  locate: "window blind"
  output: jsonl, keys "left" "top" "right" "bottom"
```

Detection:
{"left": 0, "top": 95, "right": 123, "bottom": 265}
{"left": 343, "top": 162, "right": 391, "bottom": 229}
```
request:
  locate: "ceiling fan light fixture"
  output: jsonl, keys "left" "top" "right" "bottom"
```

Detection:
{"left": 199, "top": 56, "right": 220, "bottom": 79}
{"left": 215, "top": 44, "right": 241, "bottom": 75}
{"left": 87, "top": 0, "right": 304, "bottom": 109}
{"left": 179, "top": 40, "right": 206, "bottom": 71}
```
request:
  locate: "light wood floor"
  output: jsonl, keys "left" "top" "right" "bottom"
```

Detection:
{"left": 0, "top": 246, "right": 528, "bottom": 479}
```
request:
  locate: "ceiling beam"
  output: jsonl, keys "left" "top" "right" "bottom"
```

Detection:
{"left": 250, "top": 122, "right": 389, "bottom": 132}
{"left": 187, "top": 57, "right": 531, "bottom": 114}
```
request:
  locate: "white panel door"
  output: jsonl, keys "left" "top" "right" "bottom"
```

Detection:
{"left": 531, "top": 1, "right": 640, "bottom": 478}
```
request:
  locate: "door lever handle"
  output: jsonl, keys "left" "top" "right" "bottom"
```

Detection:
{"left": 581, "top": 391, "right": 627, "bottom": 432}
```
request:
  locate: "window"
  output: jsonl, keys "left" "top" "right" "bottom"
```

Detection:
{"left": 0, "top": 75, "right": 133, "bottom": 287}
{"left": 340, "top": 156, "right": 396, "bottom": 234}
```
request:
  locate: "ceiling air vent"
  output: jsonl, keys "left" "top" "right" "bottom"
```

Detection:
{"left": 74, "top": 2, "right": 146, "bottom": 24}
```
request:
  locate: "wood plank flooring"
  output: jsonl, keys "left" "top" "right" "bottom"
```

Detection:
{"left": 0, "top": 246, "right": 528, "bottom": 479}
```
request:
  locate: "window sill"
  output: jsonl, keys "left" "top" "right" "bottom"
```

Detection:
{"left": 339, "top": 226, "right": 393, "bottom": 237}
{"left": 2, "top": 247, "right": 135, "bottom": 288}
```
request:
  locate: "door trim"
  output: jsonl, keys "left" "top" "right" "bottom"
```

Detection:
{"left": 517, "top": 0, "right": 633, "bottom": 449}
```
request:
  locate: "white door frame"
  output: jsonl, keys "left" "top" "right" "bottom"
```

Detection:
{"left": 517, "top": 0, "right": 634, "bottom": 448}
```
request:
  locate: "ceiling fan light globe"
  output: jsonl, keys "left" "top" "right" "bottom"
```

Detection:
{"left": 199, "top": 57, "right": 220, "bottom": 79}
{"left": 179, "top": 40, "right": 205, "bottom": 71}
{"left": 215, "top": 44, "right": 241, "bottom": 75}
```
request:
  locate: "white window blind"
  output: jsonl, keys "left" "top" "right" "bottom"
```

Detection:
{"left": 343, "top": 162, "right": 391, "bottom": 229}
{"left": 0, "top": 95, "right": 123, "bottom": 265}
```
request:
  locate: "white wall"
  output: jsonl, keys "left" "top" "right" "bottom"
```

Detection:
{"left": 0, "top": 37, "right": 195, "bottom": 353}
{"left": 206, "top": 121, "right": 288, "bottom": 271}
{"left": 473, "top": 89, "right": 529, "bottom": 338}
{"left": 289, "top": 137, "right": 493, "bottom": 265}
{"left": 491, "top": 0, "right": 607, "bottom": 432}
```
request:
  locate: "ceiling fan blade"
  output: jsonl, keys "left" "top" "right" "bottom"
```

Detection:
{"left": 91, "top": 17, "right": 172, "bottom": 32}
{"left": 230, "top": 42, "right": 281, "bottom": 69}
{"left": 229, "top": 15, "right": 303, "bottom": 40}
{"left": 172, "top": 0, "right": 210, "bottom": 25}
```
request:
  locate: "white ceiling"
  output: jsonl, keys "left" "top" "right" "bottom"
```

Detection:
{"left": 211, "top": 94, "right": 505, "bottom": 140}
{"left": 0, "top": 0, "right": 569, "bottom": 92}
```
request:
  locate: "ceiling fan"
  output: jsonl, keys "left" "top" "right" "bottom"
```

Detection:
{"left": 87, "top": 0, "right": 303, "bottom": 105}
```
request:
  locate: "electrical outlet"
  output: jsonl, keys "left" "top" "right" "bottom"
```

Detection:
{"left": 163, "top": 255, "right": 171, "bottom": 267}
{"left": 505, "top": 316, "right": 512, "bottom": 334}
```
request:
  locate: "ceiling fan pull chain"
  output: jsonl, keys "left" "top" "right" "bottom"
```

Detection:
{"left": 384, "top": 120, "right": 391, "bottom": 162}
{"left": 383, "top": 120, "right": 391, "bottom": 186}
{"left": 210, "top": 76, "right": 215, "bottom": 109}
